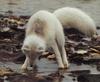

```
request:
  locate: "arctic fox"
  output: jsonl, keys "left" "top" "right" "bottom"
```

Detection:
{"left": 21, "top": 10, "right": 69, "bottom": 70}
{"left": 53, "top": 7, "right": 97, "bottom": 37}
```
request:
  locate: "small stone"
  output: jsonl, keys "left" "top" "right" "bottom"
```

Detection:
{"left": 47, "top": 54, "right": 56, "bottom": 59}
{"left": 76, "top": 50, "right": 87, "bottom": 54}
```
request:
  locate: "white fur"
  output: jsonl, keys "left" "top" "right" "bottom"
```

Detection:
{"left": 21, "top": 10, "right": 69, "bottom": 70}
{"left": 22, "top": 35, "right": 46, "bottom": 53}
{"left": 53, "top": 7, "right": 97, "bottom": 37}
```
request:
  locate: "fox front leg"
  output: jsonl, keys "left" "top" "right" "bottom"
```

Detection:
{"left": 21, "top": 55, "right": 30, "bottom": 70}
{"left": 51, "top": 41, "right": 64, "bottom": 69}
{"left": 61, "top": 46, "right": 69, "bottom": 68}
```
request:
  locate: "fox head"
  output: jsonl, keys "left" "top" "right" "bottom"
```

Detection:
{"left": 21, "top": 35, "right": 46, "bottom": 55}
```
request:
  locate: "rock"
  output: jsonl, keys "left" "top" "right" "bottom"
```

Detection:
{"left": 0, "top": 68, "right": 15, "bottom": 76}
{"left": 47, "top": 54, "right": 56, "bottom": 60}
{"left": 75, "top": 50, "right": 88, "bottom": 55}
{"left": 90, "top": 48, "right": 100, "bottom": 53}
{"left": 69, "top": 70, "right": 90, "bottom": 77}
{"left": 77, "top": 74, "right": 100, "bottom": 82}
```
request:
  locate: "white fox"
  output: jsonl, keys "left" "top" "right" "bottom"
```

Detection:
{"left": 53, "top": 7, "right": 97, "bottom": 37}
{"left": 21, "top": 10, "right": 69, "bottom": 70}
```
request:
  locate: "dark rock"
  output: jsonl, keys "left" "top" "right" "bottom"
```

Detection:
{"left": 77, "top": 74, "right": 100, "bottom": 82}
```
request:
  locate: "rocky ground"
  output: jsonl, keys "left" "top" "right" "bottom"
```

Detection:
{"left": 0, "top": 14, "right": 100, "bottom": 82}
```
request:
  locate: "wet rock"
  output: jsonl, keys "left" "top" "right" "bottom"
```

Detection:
{"left": 0, "top": 67, "right": 15, "bottom": 76}
{"left": 69, "top": 70, "right": 90, "bottom": 77}
{"left": 96, "top": 62, "right": 100, "bottom": 71}
{"left": 97, "top": 26, "right": 100, "bottom": 29}
{"left": 77, "top": 74, "right": 100, "bottom": 82}
{"left": 39, "top": 51, "right": 55, "bottom": 60}
{"left": 13, "top": 54, "right": 25, "bottom": 64}
{"left": 0, "top": 14, "right": 100, "bottom": 82}
{"left": 0, "top": 78, "right": 3, "bottom": 82}
{"left": 19, "top": 15, "right": 30, "bottom": 19}
{"left": 90, "top": 48, "right": 100, "bottom": 53}
{"left": 0, "top": 49, "right": 24, "bottom": 62}
{"left": 75, "top": 50, "right": 88, "bottom": 55}
{"left": 39, "top": 52, "right": 50, "bottom": 59}
{"left": 47, "top": 54, "right": 56, "bottom": 60}
{"left": 5, "top": 71, "right": 63, "bottom": 82}
{"left": 82, "top": 56, "right": 100, "bottom": 64}
{"left": 7, "top": 74, "right": 35, "bottom": 82}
